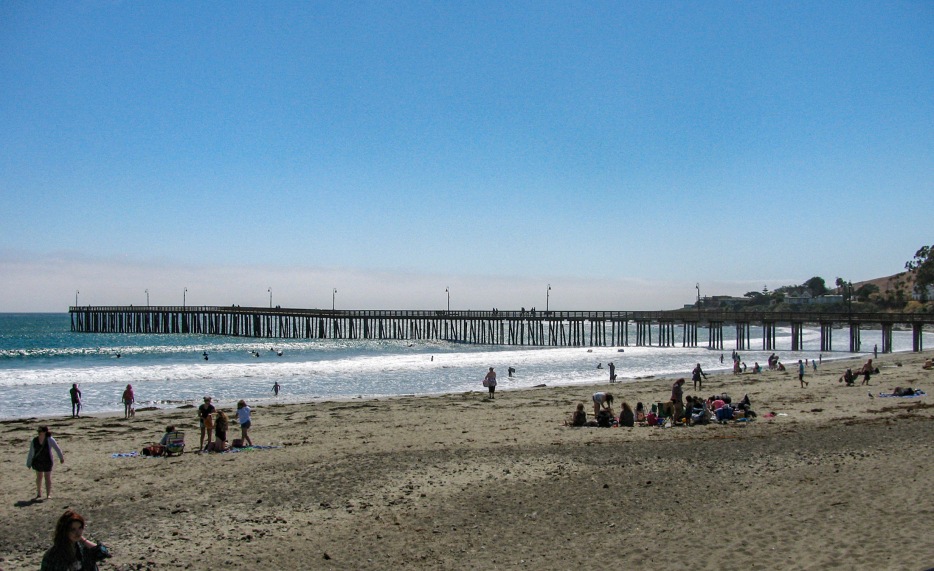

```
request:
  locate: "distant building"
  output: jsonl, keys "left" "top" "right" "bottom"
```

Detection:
{"left": 913, "top": 284, "right": 934, "bottom": 301}
{"left": 813, "top": 294, "right": 844, "bottom": 305}
{"left": 784, "top": 293, "right": 812, "bottom": 305}
{"left": 698, "top": 295, "right": 753, "bottom": 310}
{"left": 785, "top": 293, "right": 844, "bottom": 306}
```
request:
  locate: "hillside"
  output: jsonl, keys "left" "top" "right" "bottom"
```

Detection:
{"left": 851, "top": 271, "right": 913, "bottom": 294}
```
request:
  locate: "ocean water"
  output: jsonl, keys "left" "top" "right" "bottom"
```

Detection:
{"left": 0, "top": 313, "right": 919, "bottom": 420}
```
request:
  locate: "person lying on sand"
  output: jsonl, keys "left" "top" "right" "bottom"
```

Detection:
{"left": 891, "top": 387, "right": 918, "bottom": 397}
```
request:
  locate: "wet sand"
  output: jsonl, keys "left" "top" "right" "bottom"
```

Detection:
{"left": 1, "top": 350, "right": 933, "bottom": 570}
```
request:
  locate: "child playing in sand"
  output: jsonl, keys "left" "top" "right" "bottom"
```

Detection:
{"left": 564, "top": 403, "right": 587, "bottom": 427}
{"left": 208, "top": 410, "right": 229, "bottom": 452}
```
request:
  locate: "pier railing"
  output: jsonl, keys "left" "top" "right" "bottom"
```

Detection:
{"left": 68, "top": 306, "right": 931, "bottom": 352}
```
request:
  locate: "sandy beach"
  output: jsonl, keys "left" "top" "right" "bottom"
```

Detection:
{"left": 2, "top": 349, "right": 933, "bottom": 570}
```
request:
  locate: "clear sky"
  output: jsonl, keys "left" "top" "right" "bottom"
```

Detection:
{"left": 1, "top": 1, "right": 932, "bottom": 312}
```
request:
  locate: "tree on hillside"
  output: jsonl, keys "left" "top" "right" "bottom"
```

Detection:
{"left": 905, "top": 245, "right": 934, "bottom": 302}
{"left": 804, "top": 276, "right": 827, "bottom": 297}
{"left": 744, "top": 291, "right": 767, "bottom": 305}
{"left": 855, "top": 283, "right": 879, "bottom": 302}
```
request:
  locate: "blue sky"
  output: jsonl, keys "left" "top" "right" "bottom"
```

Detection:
{"left": 1, "top": 1, "right": 932, "bottom": 311}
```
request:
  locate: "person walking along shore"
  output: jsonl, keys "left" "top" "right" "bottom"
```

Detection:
{"left": 27, "top": 426, "right": 64, "bottom": 500}
{"left": 121, "top": 385, "right": 134, "bottom": 418}
{"left": 69, "top": 384, "right": 81, "bottom": 418}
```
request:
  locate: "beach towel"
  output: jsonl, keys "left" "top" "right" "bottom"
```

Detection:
{"left": 877, "top": 390, "right": 926, "bottom": 398}
{"left": 111, "top": 452, "right": 139, "bottom": 458}
{"left": 221, "top": 445, "right": 280, "bottom": 453}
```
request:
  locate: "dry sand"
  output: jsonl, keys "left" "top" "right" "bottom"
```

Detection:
{"left": 2, "top": 350, "right": 934, "bottom": 570}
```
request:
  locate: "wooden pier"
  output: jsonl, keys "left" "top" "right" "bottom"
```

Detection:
{"left": 68, "top": 306, "right": 931, "bottom": 353}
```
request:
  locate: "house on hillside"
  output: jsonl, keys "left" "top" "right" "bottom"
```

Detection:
{"left": 699, "top": 295, "right": 753, "bottom": 310}
{"left": 785, "top": 293, "right": 812, "bottom": 305}
{"left": 786, "top": 293, "right": 844, "bottom": 306}
{"left": 913, "top": 284, "right": 934, "bottom": 301}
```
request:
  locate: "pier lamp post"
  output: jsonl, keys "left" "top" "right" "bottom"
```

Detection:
{"left": 268, "top": 287, "right": 272, "bottom": 308}
{"left": 546, "top": 284, "right": 551, "bottom": 313}
{"left": 183, "top": 287, "right": 187, "bottom": 309}
{"left": 446, "top": 287, "right": 450, "bottom": 312}
{"left": 846, "top": 281, "right": 853, "bottom": 318}
{"left": 696, "top": 283, "right": 700, "bottom": 307}
{"left": 332, "top": 288, "right": 337, "bottom": 311}
{"left": 75, "top": 290, "right": 79, "bottom": 307}
{"left": 145, "top": 289, "right": 149, "bottom": 307}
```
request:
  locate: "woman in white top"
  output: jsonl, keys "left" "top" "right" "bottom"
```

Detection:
{"left": 236, "top": 400, "right": 253, "bottom": 447}
{"left": 591, "top": 392, "right": 614, "bottom": 417}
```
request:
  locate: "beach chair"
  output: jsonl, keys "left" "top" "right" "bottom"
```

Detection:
{"left": 164, "top": 431, "right": 185, "bottom": 456}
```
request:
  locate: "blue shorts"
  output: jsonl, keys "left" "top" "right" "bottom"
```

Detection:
{"left": 241, "top": 421, "right": 251, "bottom": 430}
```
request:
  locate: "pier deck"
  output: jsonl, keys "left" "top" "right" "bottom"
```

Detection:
{"left": 68, "top": 306, "right": 931, "bottom": 353}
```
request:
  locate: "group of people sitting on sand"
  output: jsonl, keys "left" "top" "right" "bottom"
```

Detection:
{"left": 565, "top": 388, "right": 757, "bottom": 428}
{"left": 564, "top": 393, "right": 634, "bottom": 428}
{"left": 196, "top": 396, "right": 253, "bottom": 453}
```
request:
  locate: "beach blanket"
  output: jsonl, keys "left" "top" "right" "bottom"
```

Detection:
{"left": 221, "top": 445, "right": 280, "bottom": 453}
{"left": 111, "top": 451, "right": 166, "bottom": 459}
{"left": 877, "top": 390, "right": 926, "bottom": 398}
{"left": 112, "top": 446, "right": 279, "bottom": 458}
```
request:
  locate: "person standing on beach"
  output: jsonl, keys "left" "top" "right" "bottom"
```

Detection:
{"left": 798, "top": 359, "right": 808, "bottom": 388}
{"left": 27, "top": 426, "right": 64, "bottom": 500}
{"left": 121, "top": 385, "right": 134, "bottom": 418}
{"left": 272, "top": 382, "right": 280, "bottom": 396}
{"left": 483, "top": 367, "right": 497, "bottom": 399}
{"left": 860, "top": 359, "right": 874, "bottom": 385}
{"left": 198, "top": 396, "right": 215, "bottom": 450}
{"left": 692, "top": 363, "right": 707, "bottom": 390}
{"left": 69, "top": 384, "right": 82, "bottom": 418}
{"left": 608, "top": 362, "right": 616, "bottom": 382}
{"left": 236, "top": 400, "right": 253, "bottom": 446}
{"left": 671, "top": 379, "right": 685, "bottom": 424}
